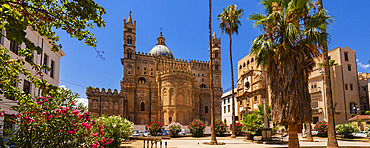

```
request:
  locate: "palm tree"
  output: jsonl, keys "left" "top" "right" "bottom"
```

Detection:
{"left": 249, "top": 0, "right": 332, "bottom": 147}
{"left": 317, "top": 0, "right": 339, "bottom": 147}
{"left": 208, "top": 0, "right": 217, "bottom": 144}
{"left": 217, "top": 4, "right": 243, "bottom": 138}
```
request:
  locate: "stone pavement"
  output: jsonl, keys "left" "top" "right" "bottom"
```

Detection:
{"left": 124, "top": 136, "right": 370, "bottom": 148}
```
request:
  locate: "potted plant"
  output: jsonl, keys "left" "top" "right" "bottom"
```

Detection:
{"left": 188, "top": 119, "right": 206, "bottom": 137}
{"left": 168, "top": 122, "right": 182, "bottom": 137}
{"left": 145, "top": 122, "right": 163, "bottom": 136}
{"left": 241, "top": 113, "right": 263, "bottom": 140}
{"left": 215, "top": 119, "right": 227, "bottom": 136}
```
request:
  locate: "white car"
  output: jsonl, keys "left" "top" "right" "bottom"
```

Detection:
{"left": 352, "top": 131, "right": 369, "bottom": 138}
{"left": 132, "top": 130, "right": 141, "bottom": 136}
{"left": 311, "top": 130, "right": 318, "bottom": 136}
{"left": 179, "top": 129, "right": 186, "bottom": 135}
{"left": 143, "top": 130, "right": 150, "bottom": 137}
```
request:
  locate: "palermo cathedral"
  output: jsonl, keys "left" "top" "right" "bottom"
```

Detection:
{"left": 87, "top": 13, "right": 222, "bottom": 125}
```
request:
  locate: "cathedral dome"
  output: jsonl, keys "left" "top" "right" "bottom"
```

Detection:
{"left": 149, "top": 45, "right": 174, "bottom": 58}
{"left": 149, "top": 32, "right": 174, "bottom": 58}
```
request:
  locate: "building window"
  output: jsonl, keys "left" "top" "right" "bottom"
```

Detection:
{"left": 215, "top": 52, "right": 218, "bottom": 58}
{"left": 328, "top": 56, "right": 331, "bottom": 60}
{"left": 239, "top": 65, "right": 242, "bottom": 69}
{"left": 240, "top": 101, "right": 242, "bottom": 105}
{"left": 243, "top": 63, "right": 246, "bottom": 67}
{"left": 144, "top": 72, "right": 146, "bottom": 74}
{"left": 201, "top": 78, "right": 204, "bottom": 81}
{"left": 138, "top": 77, "right": 146, "bottom": 84}
{"left": 205, "top": 106, "right": 208, "bottom": 113}
{"left": 350, "top": 84, "right": 353, "bottom": 91}
{"left": 254, "top": 96, "right": 257, "bottom": 102}
{"left": 140, "top": 102, "right": 145, "bottom": 111}
{"left": 251, "top": 58, "right": 254, "bottom": 62}
{"left": 137, "top": 67, "right": 139, "bottom": 69}
{"left": 313, "top": 117, "right": 319, "bottom": 124}
{"left": 348, "top": 64, "right": 351, "bottom": 71}
{"left": 10, "top": 40, "right": 20, "bottom": 55}
{"left": 228, "top": 105, "right": 230, "bottom": 112}
{"left": 43, "top": 54, "right": 48, "bottom": 74}
{"left": 223, "top": 99, "right": 226, "bottom": 104}
{"left": 345, "top": 84, "right": 348, "bottom": 90}
{"left": 344, "top": 52, "right": 349, "bottom": 61}
{"left": 25, "top": 54, "right": 33, "bottom": 63}
{"left": 50, "top": 60, "right": 55, "bottom": 79}
{"left": 151, "top": 72, "right": 153, "bottom": 75}
{"left": 0, "top": 29, "right": 4, "bottom": 45}
{"left": 3, "top": 114, "right": 14, "bottom": 137}
{"left": 224, "top": 106, "right": 226, "bottom": 113}
{"left": 215, "top": 64, "right": 219, "bottom": 70}
{"left": 151, "top": 68, "right": 153, "bottom": 71}
{"left": 23, "top": 80, "right": 31, "bottom": 94}
{"left": 228, "top": 98, "right": 230, "bottom": 103}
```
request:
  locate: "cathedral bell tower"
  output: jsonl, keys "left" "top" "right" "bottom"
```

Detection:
{"left": 211, "top": 32, "right": 221, "bottom": 88}
{"left": 122, "top": 11, "right": 136, "bottom": 78}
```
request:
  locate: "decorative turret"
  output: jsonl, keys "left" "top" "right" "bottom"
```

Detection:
{"left": 149, "top": 32, "right": 174, "bottom": 58}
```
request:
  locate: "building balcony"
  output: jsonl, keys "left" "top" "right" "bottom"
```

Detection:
{"left": 312, "top": 107, "right": 323, "bottom": 115}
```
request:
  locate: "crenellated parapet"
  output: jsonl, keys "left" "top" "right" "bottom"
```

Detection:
{"left": 86, "top": 87, "right": 123, "bottom": 97}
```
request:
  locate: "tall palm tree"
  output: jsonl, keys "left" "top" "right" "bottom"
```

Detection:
{"left": 208, "top": 0, "right": 217, "bottom": 144}
{"left": 249, "top": 0, "right": 332, "bottom": 147}
{"left": 317, "top": 0, "right": 338, "bottom": 147}
{"left": 217, "top": 4, "right": 243, "bottom": 138}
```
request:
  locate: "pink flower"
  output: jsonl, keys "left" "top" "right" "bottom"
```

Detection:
{"left": 71, "top": 101, "right": 75, "bottom": 105}
{"left": 72, "top": 109, "right": 79, "bottom": 115}
{"left": 42, "top": 112, "right": 47, "bottom": 115}
{"left": 44, "top": 98, "right": 48, "bottom": 102}
{"left": 0, "top": 112, "right": 4, "bottom": 117}
{"left": 46, "top": 96, "right": 51, "bottom": 98}
{"left": 67, "top": 131, "right": 73, "bottom": 135}
{"left": 37, "top": 101, "right": 42, "bottom": 105}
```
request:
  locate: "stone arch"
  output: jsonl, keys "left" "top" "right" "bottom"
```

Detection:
{"left": 138, "top": 77, "right": 146, "bottom": 84}
{"left": 177, "top": 91, "right": 185, "bottom": 105}
{"left": 162, "top": 88, "right": 169, "bottom": 106}
{"left": 169, "top": 88, "right": 175, "bottom": 105}
{"left": 200, "top": 84, "right": 207, "bottom": 88}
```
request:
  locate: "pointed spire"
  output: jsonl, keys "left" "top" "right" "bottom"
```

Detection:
{"left": 127, "top": 11, "right": 133, "bottom": 24}
{"left": 213, "top": 32, "right": 216, "bottom": 39}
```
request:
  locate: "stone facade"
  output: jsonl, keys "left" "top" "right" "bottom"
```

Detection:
{"left": 235, "top": 46, "right": 361, "bottom": 125}
{"left": 87, "top": 13, "right": 222, "bottom": 125}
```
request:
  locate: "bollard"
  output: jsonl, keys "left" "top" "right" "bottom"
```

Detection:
{"left": 143, "top": 140, "right": 146, "bottom": 148}
{"left": 160, "top": 141, "right": 162, "bottom": 148}
{"left": 165, "top": 141, "right": 167, "bottom": 148}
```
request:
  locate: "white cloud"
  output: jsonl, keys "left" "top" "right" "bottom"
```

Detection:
{"left": 76, "top": 98, "right": 88, "bottom": 108}
{"left": 358, "top": 62, "right": 370, "bottom": 69}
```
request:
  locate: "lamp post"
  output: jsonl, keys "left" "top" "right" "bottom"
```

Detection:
{"left": 353, "top": 103, "right": 359, "bottom": 128}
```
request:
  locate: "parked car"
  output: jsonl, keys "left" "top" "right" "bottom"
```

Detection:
{"left": 352, "top": 131, "right": 369, "bottom": 138}
{"left": 162, "top": 130, "right": 169, "bottom": 136}
{"left": 132, "top": 130, "right": 141, "bottom": 136}
{"left": 179, "top": 129, "right": 186, "bottom": 135}
{"left": 143, "top": 130, "right": 150, "bottom": 137}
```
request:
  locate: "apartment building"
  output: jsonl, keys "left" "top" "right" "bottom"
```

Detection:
{"left": 358, "top": 73, "right": 370, "bottom": 114}
{"left": 0, "top": 27, "right": 65, "bottom": 136}
{"left": 221, "top": 88, "right": 238, "bottom": 125}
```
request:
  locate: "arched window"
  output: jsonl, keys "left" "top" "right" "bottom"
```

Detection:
{"left": 141, "top": 102, "right": 145, "bottom": 111}
{"left": 215, "top": 52, "right": 219, "bottom": 58}
{"left": 127, "top": 37, "right": 132, "bottom": 45}
{"left": 247, "top": 60, "right": 250, "bottom": 65}
{"left": 205, "top": 106, "right": 208, "bottom": 113}
{"left": 243, "top": 63, "right": 246, "bottom": 67}
{"left": 251, "top": 58, "right": 254, "bottom": 62}
{"left": 239, "top": 65, "right": 242, "bottom": 69}
{"left": 138, "top": 77, "right": 146, "bottom": 84}
{"left": 200, "top": 84, "right": 207, "bottom": 88}
{"left": 215, "top": 64, "right": 219, "bottom": 70}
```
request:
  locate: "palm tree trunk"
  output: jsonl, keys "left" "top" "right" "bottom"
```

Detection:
{"left": 288, "top": 123, "right": 299, "bottom": 148}
{"left": 229, "top": 34, "right": 236, "bottom": 138}
{"left": 208, "top": 0, "right": 217, "bottom": 144}
{"left": 305, "top": 122, "right": 314, "bottom": 142}
{"left": 317, "top": 1, "right": 338, "bottom": 147}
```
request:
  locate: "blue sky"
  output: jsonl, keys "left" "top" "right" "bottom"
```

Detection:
{"left": 57, "top": 0, "right": 370, "bottom": 99}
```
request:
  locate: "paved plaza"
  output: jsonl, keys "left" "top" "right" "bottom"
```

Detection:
{"left": 125, "top": 136, "right": 370, "bottom": 148}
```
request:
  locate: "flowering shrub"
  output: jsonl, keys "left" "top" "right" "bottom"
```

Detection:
{"left": 97, "top": 115, "right": 133, "bottom": 147}
{"left": 188, "top": 119, "right": 206, "bottom": 137}
{"left": 9, "top": 88, "right": 112, "bottom": 148}
{"left": 335, "top": 123, "right": 359, "bottom": 138}
{"left": 230, "top": 122, "right": 244, "bottom": 136}
{"left": 215, "top": 119, "right": 227, "bottom": 136}
{"left": 314, "top": 121, "right": 328, "bottom": 137}
{"left": 168, "top": 122, "right": 182, "bottom": 137}
{"left": 146, "top": 122, "right": 163, "bottom": 136}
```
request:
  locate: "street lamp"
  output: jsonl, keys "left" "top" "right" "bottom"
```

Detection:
{"left": 353, "top": 103, "right": 360, "bottom": 128}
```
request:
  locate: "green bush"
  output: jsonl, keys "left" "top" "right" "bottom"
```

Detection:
{"left": 336, "top": 123, "right": 359, "bottom": 138}
{"left": 241, "top": 113, "right": 263, "bottom": 136}
{"left": 229, "top": 123, "right": 244, "bottom": 136}
{"left": 314, "top": 121, "right": 328, "bottom": 137}
{"left": 188, "top": 119, "right": 206, "bottom": 137}
{"left": 214, "top": 119, "right": 227, "bottom": 136}
{"left": 168, "top": 122, "right": 182, "bottom": 137}
{"left": 145, "top": 122, "right": 163, "bottom": 136}
{"left": 97, "top": 115, "right": 133, "bottom": 147}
